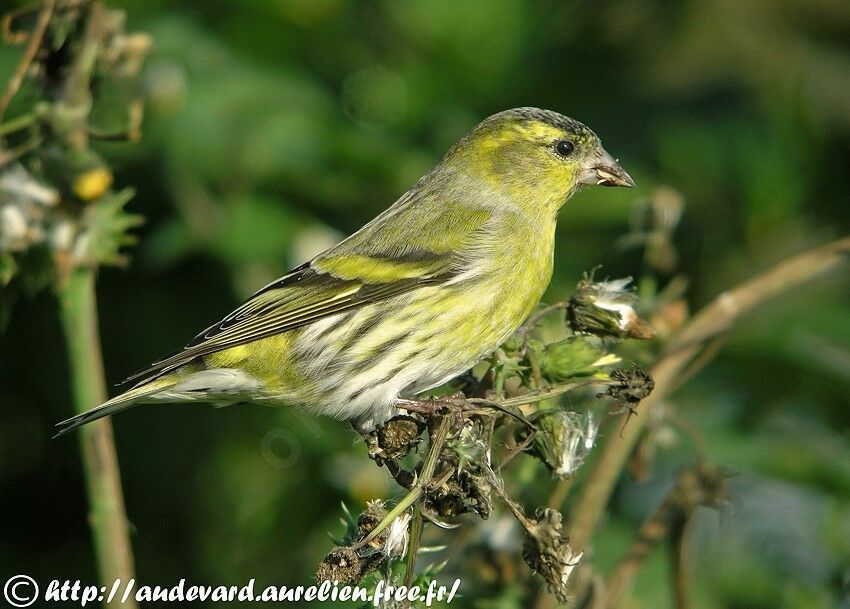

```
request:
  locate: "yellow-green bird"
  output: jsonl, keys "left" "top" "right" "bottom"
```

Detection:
{"left": 56, "top": 108, "right": 634, "bottom": 436}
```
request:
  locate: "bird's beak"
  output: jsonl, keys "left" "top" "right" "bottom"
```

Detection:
{"left": 579, "top": 147, "right": 635, "bottom": 188}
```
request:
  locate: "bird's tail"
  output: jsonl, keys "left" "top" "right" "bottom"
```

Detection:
{"left": 54, "top": 376, "right": 179, "bottom": 438}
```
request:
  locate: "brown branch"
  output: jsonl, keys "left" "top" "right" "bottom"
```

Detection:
{"left": 664, "top": 334, "right": 728, "bottom": 398}
{"left": 497, "top": 425, "right": 537, "bottom": 471}
{"left": 490, "top": 476, "right": 536, "bottom": 531}
{"left": 602, "top": 465, "right": 727, "bottom": 609}
{"left": 568, "top": 236, "right": 850, "bottom": 555}
{"left": 546, "top": 476, "right": 575, "bottom": 510}
{"left": 0, "top": 0, "right": 54, "bottom": 122}
{"left": 670, "top": 516, "right": 692, "bottom": 609}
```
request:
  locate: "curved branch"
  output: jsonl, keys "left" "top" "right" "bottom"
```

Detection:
{"left": 568, "top": 236, "right": 850, "bottom": 553}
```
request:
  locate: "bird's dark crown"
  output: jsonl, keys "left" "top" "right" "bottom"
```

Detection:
{"left": 487, "top": 107, "right": 596, "bottom": 139}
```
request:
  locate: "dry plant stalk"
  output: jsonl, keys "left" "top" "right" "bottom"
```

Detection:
{"left": 603, "top": 464, "right": 729, "bottom": 608}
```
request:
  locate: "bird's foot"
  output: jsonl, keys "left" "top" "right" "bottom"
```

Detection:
{"left": 395, "top": 392, "right": 468, "bottom": 416}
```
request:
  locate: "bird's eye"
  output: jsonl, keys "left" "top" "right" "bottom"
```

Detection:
{"left": 555, "top": 140, "right": 575, "bottom": 157}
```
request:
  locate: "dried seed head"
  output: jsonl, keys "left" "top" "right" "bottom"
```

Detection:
{"left": 568, "top": 277, "right": 654, "bottom": 340}
{"left": 366, "top": 415, "right": 424, "bottom": 465}
{"left": 521, "top": 508, "right": 582, "bottom": 602}
{"left": 316, "top": 547, "right": 364, "bottom": 585}
{"left": 357, "top": 499, "right": 389, "bottom": 550}
{"left": 599, "top": 365, "right": 655, "bottom": 414}
{"left": 426, "top": 469, "right": 492, "bottom": 519}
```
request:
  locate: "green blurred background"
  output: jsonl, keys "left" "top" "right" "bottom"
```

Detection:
{"left": 1, "top": 0, "right": 849, "bottom": 607}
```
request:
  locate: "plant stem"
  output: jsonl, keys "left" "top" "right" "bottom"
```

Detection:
{"left": 0, "top": 111, "right": 36, "bottom": 136}
{"left": 402, "top": 414, "right": 456, "bottom": 584}
{"left": 469, "top": 377, "right": 606, "bottom": 409}
{"left": 403, "top": 506, "right": 424, "bottom": 586}
{"left": 354, "top": 416, "right": 453, "bottom": 552}
{"left": 59, "top": 267, "right": 138, "bottom": 609}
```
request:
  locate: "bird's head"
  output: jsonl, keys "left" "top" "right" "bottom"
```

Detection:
{"left": 447, "top": 107, "right": 634, "bottom": 213}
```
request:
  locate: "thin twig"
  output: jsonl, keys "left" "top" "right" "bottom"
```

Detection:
{"left": 546, "top": 476, "right": 575, "bottom": 510}
{"left": 0, "top": 135, "right": 41, "bottom": 167}
{"left": 0, "top": 110, "right": 37, "bottom": 135}
{"left": 559, "top": 236, "right": 850, "bottom": 606}
{"left": 384, "top": 459, "right": 415, "bottom": 489}
{"left": 2, "top": 0, "right": 86, "bottom": 43}
{"left": 489, "top": 476, "right": 535, "bottom": 531}
{"left": 420, "top": 415, "right": 453, "bottom": 485}
{"left": 0, "top": 0, "right": 54, "bottom": 122}
{"left": 526, "top": 345, "right": 545, "bottom": 389}
{"left": 663, "top": 334, "right": 728, "bottom": 398}
{"left": 469, "top": 378, "right": 607, "bottom": 409}
{"left": 664, "top": 410, "right": 707, "bottom": 462}
{"left": 497, "top": 426, "right": 537, "bottom": 471}
{"left": 524, "top": 300, "right": 569, "bottom": 334}
{"left": 402, "top": 415, "right": 454, "bottom": 583}
{"left": 397, "top": 394, "right": 538, "bottom": 429}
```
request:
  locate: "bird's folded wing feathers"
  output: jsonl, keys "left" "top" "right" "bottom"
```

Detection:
{"left": 122, "top": 249, "right": 460, "bottom": 385}
{"left": 124, "top": 204, "right": 493, "bottom": 386}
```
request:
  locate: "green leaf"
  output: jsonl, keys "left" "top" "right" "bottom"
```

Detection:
{"left": 0, "top": 252, "right": 18, "bottom": 286}
{"left": 76, "top": 188, "right": 144, "bottom": 266}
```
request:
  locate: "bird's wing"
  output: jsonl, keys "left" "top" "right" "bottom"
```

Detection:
{"left": 124, "top": 205, "right": 492, "bottom": 386}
